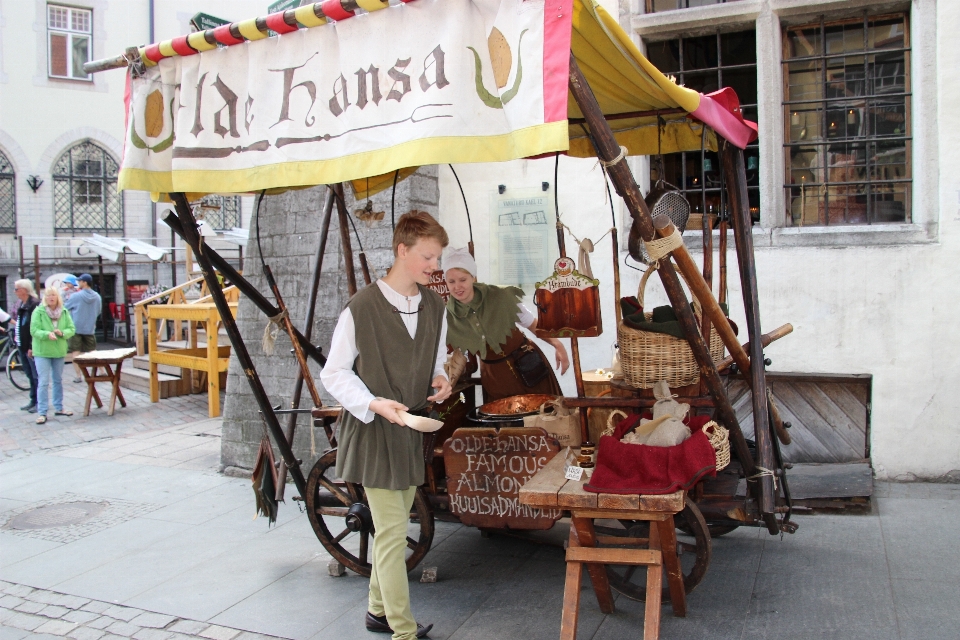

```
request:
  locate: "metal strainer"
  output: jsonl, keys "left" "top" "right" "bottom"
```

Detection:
{"left": 628, "top": 177, "right": 691, "bottom": 264}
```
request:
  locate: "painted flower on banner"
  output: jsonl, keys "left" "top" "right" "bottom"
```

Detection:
{"left": 468, "top": 28, "right": 527, "bottom": 109}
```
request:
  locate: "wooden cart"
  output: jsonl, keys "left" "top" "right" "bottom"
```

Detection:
{"left": 84, "top": 0, "right": 796, "bottom": 605}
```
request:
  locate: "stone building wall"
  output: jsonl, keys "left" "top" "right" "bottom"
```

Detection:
{"left": 220, "top": 167, "right": 440, "bottom": 473}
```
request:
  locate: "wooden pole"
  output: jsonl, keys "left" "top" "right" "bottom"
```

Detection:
{"left": 334, "top": 183, "right": 358, "bottom": 296}
{"left": 555, "top": 211, "right": 589, "bottom": 444}
{"left": 170, "top": 192, "right": 308, "bottom": 498}
{"left": 18, "top": 236, "right": 25, "bottom": 277}
{"left": 277, "top": 187, "right": 337, "bottom": 499}
{"left": 718, "top": 219, "right": 728, "bottom": 306}
{"left": 33, "top": 245, "right": 40, "bottom": 291}
{"left": 721, "top": 140, "right": 778, "bottom": 531}
{"left": 98, "top": 256, "right": 106, "bottom": 342}
{"left": 121, "top": 251, "right": 131, "bottom": 344}
{"left": 170, "top": 228, "right": 178, "bottom": 287}
{"left": 567, "top": 53, "right": 759, "bottom": 480}
{"left": 654, "top": 216, "right": 749, "bottom": 373}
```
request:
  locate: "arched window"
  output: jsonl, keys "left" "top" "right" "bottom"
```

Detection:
{"left": 0, "top": 150, "right": 14, "bottom": 233}
{"left": 53, "top": 140, "right": 123, "bottom": 233}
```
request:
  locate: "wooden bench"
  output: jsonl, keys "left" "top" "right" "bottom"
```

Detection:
{"left": 519, "top": 452, "right": 686, "bottom": 640}
{"left": 74, "top": 348, "right": 137, "bottom": 417}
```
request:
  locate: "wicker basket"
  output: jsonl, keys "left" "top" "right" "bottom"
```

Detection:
{"left": 702, "top": 420, "right": 730, "bottom": 471}
{"left": 619, "top": 265, "right": 725, "bottom": 389}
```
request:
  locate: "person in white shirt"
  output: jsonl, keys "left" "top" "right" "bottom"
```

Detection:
{"left": 320, "top": 212, "right": 451, "bottom": 640}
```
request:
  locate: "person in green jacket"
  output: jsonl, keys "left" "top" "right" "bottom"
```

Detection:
{"left": 31, "top": 287, "right": 76, "bottom": 424}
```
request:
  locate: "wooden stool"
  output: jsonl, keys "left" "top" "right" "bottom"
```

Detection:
{"left": 519, "top": 452, "right": 687, "bottom": 640}
{"left": 74, "top": 348, "right": 136, "bottom": 417}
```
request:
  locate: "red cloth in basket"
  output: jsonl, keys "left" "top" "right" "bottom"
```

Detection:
{"left": 584, "top": 413, "right": 717, "bottom": 495}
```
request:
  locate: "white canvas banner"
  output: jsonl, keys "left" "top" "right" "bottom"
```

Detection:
{"left": 120, "top": 0, "right": 573, "bottom": 194}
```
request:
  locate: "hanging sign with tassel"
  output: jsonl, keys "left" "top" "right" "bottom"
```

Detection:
{"left": 532, "top": 256, "right": 602, "bottom": 338}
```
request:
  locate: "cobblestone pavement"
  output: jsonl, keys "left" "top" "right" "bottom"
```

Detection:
{"left": 0, "top": 370, "right": 217, "bottom": 461}
{"left": 0, "top": 580, "right": 285, "bottom": 640}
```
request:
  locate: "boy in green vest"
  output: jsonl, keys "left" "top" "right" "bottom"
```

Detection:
{"left": 320, "top": 211, "right": 452, "bottom": 640}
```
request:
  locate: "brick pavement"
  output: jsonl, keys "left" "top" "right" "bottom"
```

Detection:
{"left": 0, "top": 369, "right": 218, "bottom": 461}
{"left": 0, "top": 581, "right": 285, "bottom": 640}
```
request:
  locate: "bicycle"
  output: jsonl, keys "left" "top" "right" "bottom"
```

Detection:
{"left": 0, "top": 328, "right": 31, "bottom": 391}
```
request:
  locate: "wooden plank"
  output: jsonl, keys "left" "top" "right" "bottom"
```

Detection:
{"left": 570, "top": 510, "right": 672, "bottom": 521}
{"left": 566, "top": 547, "right": 661, "bottom": 566}
{"left": 775, "top": 383, "right": 856, "bottom": 463}
{"left": 793, "top": 381, "right": 866, "bottom": 456}
{"left": 785, "top": 462, "right": 873, "bottom": 500}
{"left": 560, "top": 527, "right": 583, "bottom": 640}
{"left": 558, "top": 476, "right": 598, "bottom": 509}
{"left": 644, "top": 563, "right": 663, "bottom": 640}
{"left": 571, "top": 517, "right": 615, "bottom": 615}
{"left": 207, "top": 310, "right": 220, "bottom": 418}
{"left": 655, "top": 517, "right": 686, "bottom": 617}
{"left": 597, "top": 493, "right": 640, "bottom": 510}
{"left": 518, "top": 448, "right": 568, "bottom": 508}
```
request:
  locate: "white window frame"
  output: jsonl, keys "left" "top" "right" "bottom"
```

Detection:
{"left": 47, "top": 4, "right": 93, "bottom": 81}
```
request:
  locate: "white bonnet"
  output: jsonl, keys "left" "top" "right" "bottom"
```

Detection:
{"left": 443, "top": 247, "right": 477, "bottom": 278}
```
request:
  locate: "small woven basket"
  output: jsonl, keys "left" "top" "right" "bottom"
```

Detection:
{"left": 619, "top": 265, "right": 725, "bottom": 389}
{"left": 702, "top": 420, "right": 730, "bottom": 471}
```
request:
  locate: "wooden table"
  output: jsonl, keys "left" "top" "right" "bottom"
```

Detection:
{"left": 74, "top": 348, "right": 137, "bottom": 417}
{"left": 519, "top": 452, "right": 686, "bottom": 640}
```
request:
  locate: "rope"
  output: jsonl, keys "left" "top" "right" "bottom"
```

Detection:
{"left": 261, "top": 308, "right": 289, "bottom": 356}
{"left": 642, "top": 228, "right": 683, "bottom": 263}
{"left": 599, "top": 145, "right": 627, "bottom": 168}
{"left": 746, "top": 466, "right": 779, "bottom": 491}
{"left": 556, "top": 222, "right": 615, "bottom": 279}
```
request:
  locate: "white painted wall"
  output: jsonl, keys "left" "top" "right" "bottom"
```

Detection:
{"left": 0, "top": 0, "right": 264, "bottom": 299}
{"left": 441, "top": 0, "right": 960, "bottom": 481}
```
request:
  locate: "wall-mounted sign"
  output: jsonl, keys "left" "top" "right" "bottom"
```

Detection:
{"left": 488, "top": 187, "right": 557, "bottom": 287}
{"left": 268, "top": 0, "right": 301, "bottom": 13}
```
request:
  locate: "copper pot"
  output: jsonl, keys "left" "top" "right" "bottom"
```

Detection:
{"left": 477, "top": 394, "right": 558, "bottom": 418}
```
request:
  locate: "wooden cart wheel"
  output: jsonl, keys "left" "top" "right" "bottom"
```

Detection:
{"left": 598, "top": 495, "right": 712, "bottom": 601}
{"left": 305, "top": 448, "right": 434, "bottom": 577}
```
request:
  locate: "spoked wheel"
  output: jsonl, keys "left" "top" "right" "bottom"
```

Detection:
{"left": 305, "top": 448, "right": 434, "bottom": 577}
{"left": 597, "top": 496, "right": 711, "bottom": 601}
{"left": 6, "top": 349, "right": 30, "bottom": 391}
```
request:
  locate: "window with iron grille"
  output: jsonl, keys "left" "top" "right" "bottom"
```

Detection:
{"left": 645, "top": 30, "right": 759, "bottom": 223}
{"left": 783, "top": 13, "right": 910, "bottom": 226}
{"left": 47, "top": 4, "right": 92, "bottom": 81}
{"left": 644, "top": 0, "right": 741, "bottom": 13}
{"left": 0, "top": 150, "right": 14, "bottom": 233}
{"left": 195, "top": 195, "right": 241, "bottom": 230}
{"left": 53, "top": 141, "right": 123, "bottom": 234}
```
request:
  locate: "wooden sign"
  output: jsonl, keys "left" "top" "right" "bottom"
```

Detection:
{"left": 426, "top": 270, "right": 449, "bottom": 302}
{"left": 533, "top": 257, "right": 602, "bottom": 338}
{"left": 443, "top": 427, "right": 562, "bottom": 529}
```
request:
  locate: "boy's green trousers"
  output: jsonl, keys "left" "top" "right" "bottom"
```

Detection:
{"left": 365, "top": 486, "right": 418, "bottom": 640}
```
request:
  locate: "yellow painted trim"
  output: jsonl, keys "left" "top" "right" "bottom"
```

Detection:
{"left": 158, "top": 40, "right": 177, "bottom": 58}
{"left": 294, "top": 5, "right": 327, "bottom": 26}
{"left": 237, "top": 19, "right": 267, "bottom": 41}
{"left": 139, "top": 47, "right": 157, "bottom": 67}
{"left": 119, "top": 121, "right": 569, "bottom": 194}
{"left": 187, "top": 31, "right": 217, "bottom": 52}
{"left": 356, "top": 0, "right": 389, "bottom": 11}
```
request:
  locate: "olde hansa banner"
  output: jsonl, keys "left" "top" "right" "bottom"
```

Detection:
{"left": 119, "top": 0, "right": 574, "bottom": 194}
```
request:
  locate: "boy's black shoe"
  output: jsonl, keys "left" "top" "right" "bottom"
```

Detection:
{"left": 20, "top": 402, "right": 36, "bottom": 411}
{"left": 365, "top": 612, "right": 433, "bottom": 638}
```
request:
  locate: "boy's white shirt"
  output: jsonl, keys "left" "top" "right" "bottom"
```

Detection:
{"left": 320, "top": 279, "right": 448, "bottom": 424}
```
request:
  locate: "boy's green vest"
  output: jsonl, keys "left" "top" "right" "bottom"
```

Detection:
{"left": 335, "top": 283, "right": 444, "bottom": 490}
